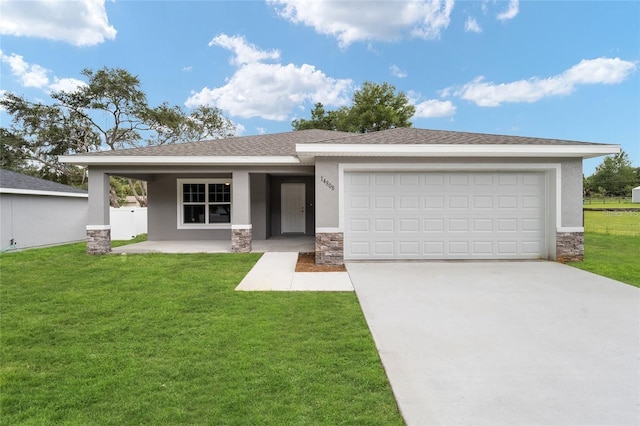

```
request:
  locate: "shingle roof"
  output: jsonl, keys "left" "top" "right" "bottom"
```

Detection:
{"left": 82, "top": 129, "right": 354, "bottom": 157}
{"left": 71, "top": 127, "right": 608, "bottom": 159}
{"left": 304, "top": 127, "right": 606, "bottom": 146}
{"left": 0, "top": 169, "right": 88, "bottom": 194}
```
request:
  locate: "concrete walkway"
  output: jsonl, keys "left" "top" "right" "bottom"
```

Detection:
{"left": 236, "top": 252, "right": 353, "bottom": 291}
{"left": 348, "top": 261, "right": 640, "bottom": 426}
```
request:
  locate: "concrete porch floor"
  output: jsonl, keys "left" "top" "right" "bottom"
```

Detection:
{"left": 110, "top": 235, "right": 315, "bottom": 254}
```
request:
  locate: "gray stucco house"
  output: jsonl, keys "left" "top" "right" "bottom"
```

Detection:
{"left": 60, "top": 128, "right": 618, "bottom": 264}
{"left": 0, "top": 169, "right": 88, "bottom": 250}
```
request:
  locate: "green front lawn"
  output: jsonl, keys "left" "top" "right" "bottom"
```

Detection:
{"left": 0, "top": 244, "right": 402, "bottom": 425}
{"left": 568, "top": 210, "right": 640, "bottom": 287}
{"left": 583, "top": 210, "right": 640, "bottom": 237}
{"left": 569, "top": 233, "right": 640, "bottom": 288}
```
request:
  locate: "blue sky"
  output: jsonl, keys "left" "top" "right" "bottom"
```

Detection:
{"left": 1, "top": 0, "right": 638, "bottom": 175}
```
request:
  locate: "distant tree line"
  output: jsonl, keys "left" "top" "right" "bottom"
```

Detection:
{"left": 583, "top": 151, "right": 640, "bottom": 197}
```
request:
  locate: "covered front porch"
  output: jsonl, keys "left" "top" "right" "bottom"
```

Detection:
{"left": 84, "top": 165, "right": 316, "bottom": 255}
{"left": 111, "top": 235, "right": 315, "bottom": 254}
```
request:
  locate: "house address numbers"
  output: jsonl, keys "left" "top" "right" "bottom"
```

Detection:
{"left": 320, "top": 176, "right": 335, "bottom": 191}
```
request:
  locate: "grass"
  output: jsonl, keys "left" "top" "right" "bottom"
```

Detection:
{"left": 583, "top": 202, "right": 638, "bottom": 209}
{"left": 0, "top": 243, "right": 402, "bottom": 425}
{"left": 568, "top": 210, "right": 640, "bottom": 287}
{"left": 583, "top": 197, "right": 635, "bottom": 208}
{"left": 583, "top": 210, "right": 640, "bottom": 236}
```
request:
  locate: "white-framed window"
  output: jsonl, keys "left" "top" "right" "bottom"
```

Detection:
{"left": 177, "top": 179, "right": 231, "bottom": 228}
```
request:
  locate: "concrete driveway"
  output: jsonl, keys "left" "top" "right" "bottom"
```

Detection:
{"left": 348, "top": 261, "right": 639, "bottom": 426}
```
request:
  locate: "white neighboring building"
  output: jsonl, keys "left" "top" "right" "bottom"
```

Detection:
{"left": 0, "top": 169, "right": 88, "bottom": 250}
{"left": 633, "top": 186, "right": 640, "bottom": 203}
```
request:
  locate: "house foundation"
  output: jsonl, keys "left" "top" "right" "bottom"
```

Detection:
{"left": 556, "top": 231, "right": 584, "bottom": 262}
{"left": 86, "top": 226, "right": 111, "bottom": 255}
{"left": 315, "top": 231, "right": 344, "bottom": 265}
{"left": 231, "top": 226, "right": 252, "bottom": 253}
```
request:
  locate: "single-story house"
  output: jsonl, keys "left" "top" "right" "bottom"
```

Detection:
{"left": 0, "top": 169, "right": 88, "bottom": 250}
{"left": 633, "top": 186, "right": 640, "bottom": 203}
{"left": 60, "top": 128, "right": 619, "bottom": 264}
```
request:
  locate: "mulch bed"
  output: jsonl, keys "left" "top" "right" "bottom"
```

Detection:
{"left": 295, "top": 252, "right": 347, "bottom": 272}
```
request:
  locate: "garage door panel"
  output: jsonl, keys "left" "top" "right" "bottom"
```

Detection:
{"left": 473, "top": 196, "right": 493, "bottom": 209}
{"left": 350, "top": 219, "right": 370, "bottom": 232}
{"left": 425, "top": 219, "right": 444, "bottom": 232}
{"left": 473, "top": 174, "right": 494, "bottom": 185}
{"left": 344, "top": 171, "right": 547, "bottom": 260}
{"left": 449, "top": 174, "right": 470, "bottom": 185}
{"left": 424, "top": 241, "right": 445, "bottom": 255}
{"left": 374, "top": 219, "right": 394, "bottom": 232}
{"left": 425, "top": 196, "right": 445, "bottom": 209}
{"left": 399, "top": 241, "right": 420, "bottom": 255}
{"left": 374, "top": 196, "right": 394, "bottom": 209}
{"left": 448, "top": 219, "right": 469, "bottom": 232}
{"left": 472, "top": 241, "right": 493, "bottom": 255}
{"left": 424, "top": 174, "right": 445, "bottom": 185}
{"left": 448, "top": 241, "right": 470, "bottom": 255}
{"left": 374, "top": 174, "right": 394, "bottom": 186}
{"left": 374, "top": 241, "right": 394, "bottom": 255}
{"left": 399, "top": 173, "right": 420, "bottom": 185}
{"left": 399, "top": 219, "right": 420, "bottom": 232}
{"left": 472, "top": 218, "right": 493, "bottom": 232}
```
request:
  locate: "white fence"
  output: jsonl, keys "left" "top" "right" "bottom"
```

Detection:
{"left": 110, "top": 207, "right": 147, "bottom": 240}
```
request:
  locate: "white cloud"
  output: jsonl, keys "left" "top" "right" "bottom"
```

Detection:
{"left": 186, "top": 34, "right": 353, "bottom": 121}
{"left": 414, "top": 99, "right": 457, "bottom": 118}
{"left": 268, "top": 0, "right": 454, "bottom": 48}
{"left": 465, "top": 17, "right": 482, "bottom": 33}
{"left": 209, "top": 34, "right": 280, "bottom": 66}
{"left": 0, "top": 50, "right": 49, "bottom": 88}
{"left": 233, "top": 123, "right": 246, "bottom": 136}
{"left": 0, "top": 50, "right": 89, "bottom": 93}
{"left": 48, "top": 77, "right": 87, "bottom": 93}
{"left": 0, "top": 0, "right": 116, "bottom": 46}
{"left": 455, "top": 57, "right": 637, "bottom": 107}
{"left": 390, "top": 64, "right": 407, "bottom": 78}
{"left": 497, "top": 0, "right": 519, "bottom": 21}
{"left": 182, "top": 66, "right": 193, "bottom": 72}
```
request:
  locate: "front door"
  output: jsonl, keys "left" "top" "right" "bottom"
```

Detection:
{"left": 281, "top": 183, "right": 306, "bottom": 233}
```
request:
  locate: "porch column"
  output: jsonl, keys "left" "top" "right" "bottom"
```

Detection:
{"left": 314, "top": 158, "right": 343, "bottom": 265}
{"left": 231, "top": 170, "right": 252, "bottom": 253}
{"left": 86, "top": 168, "right": 111, "bottom": 254}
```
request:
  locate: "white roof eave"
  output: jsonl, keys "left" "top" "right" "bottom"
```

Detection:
{"left": 58, "top": 155, "right": 302, "bottom": 166}
{"left": 295, "top": 143, "right": 620, "bottom": 160}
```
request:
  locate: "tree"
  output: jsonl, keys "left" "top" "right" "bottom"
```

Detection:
{"left": 291, "top": 102, "right": 347, "bottom": 131}
{"left": 585, "top": 150, "right": 639, "bottom": 197}
{"left": 1, "top": 67, "right": 235, "bottom": 205}
{"left": 292, "top": 82, "right": 415, "bottom": 133}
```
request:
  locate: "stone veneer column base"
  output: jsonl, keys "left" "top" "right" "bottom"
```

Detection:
{"left": 86, "top": 227, "right": 111, "bottom": 254}
{"left": 315, "top": 232, "right": 344, "bottom": 266}
{"left": 556, "top": 231, "right": 584, "bottom": 262}
{"left": 231, "top": 227, "right": 252, "bottom": 253}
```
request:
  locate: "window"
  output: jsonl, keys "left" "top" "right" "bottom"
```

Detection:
{"left": 178, "top": 179, "right": 231, "bottom": 228}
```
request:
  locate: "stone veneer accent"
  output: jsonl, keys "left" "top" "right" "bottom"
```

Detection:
{"left": 556, "top": 231, "right": 584, "bottom": 262}
{"left": 87, "top": 228, "right": 111, "bottom": 255}
{"left": 315, "top": 232, "right": 344, "bottom": 265}
{"left": 231, "top": 228, "right": 252, "bottom": 253}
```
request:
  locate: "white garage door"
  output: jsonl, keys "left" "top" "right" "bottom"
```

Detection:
{"left": 344, "top": 171, "right": 547, "bottom": 260}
